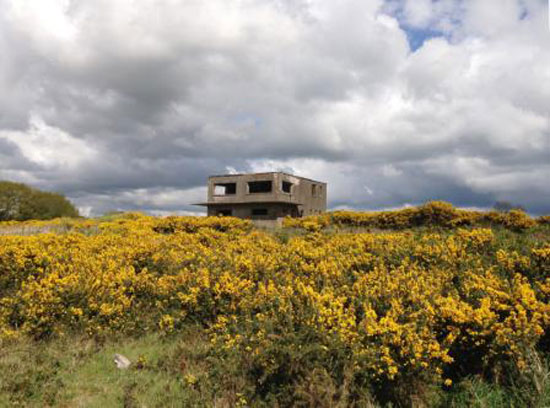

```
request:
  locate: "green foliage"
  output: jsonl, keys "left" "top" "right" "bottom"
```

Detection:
{"left": 0, "top": 181, "right": 79, "bottom": 221}
{"left": 3, "top": 331, "right": 550, "bottom": 407}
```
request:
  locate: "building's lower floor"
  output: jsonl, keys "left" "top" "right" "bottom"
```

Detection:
{"left": 206, "top": 202, "right": 301, "bottom": 220}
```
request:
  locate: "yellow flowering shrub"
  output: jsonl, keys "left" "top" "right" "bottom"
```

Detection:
{"left": 1, "top": 208, "right": 549, "bottom": 405}
{"left": 284, "top": 201, "right": 542, "bottom": 232}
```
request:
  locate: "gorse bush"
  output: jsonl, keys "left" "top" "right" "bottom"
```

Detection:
{"left": 284, "top": 201, "right": 541, "bottom": 232}
{"left": 153, "top": 215, "right": 253, "bottom": 234}
{"left": 1, "top": 206, "right": 550, "bottom": 406}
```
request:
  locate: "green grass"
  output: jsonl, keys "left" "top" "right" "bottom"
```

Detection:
{"left": 0, "top": 328, "right": 251, "bottom": 407}
{"left": 3, "top": 329, "right": 550, "bottom": 407}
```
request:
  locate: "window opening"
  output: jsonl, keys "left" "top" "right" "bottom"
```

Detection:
{"left": 248, "top": 180, "right": 272, "bottom": 193}
{"left": 282, "top": 181, "right": 293, "bottom": 193}
{"left": 214, "top": 183, "right": 236, "bottom": 195}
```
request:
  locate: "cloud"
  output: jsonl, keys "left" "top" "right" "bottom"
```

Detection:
{"left": 0, "top": 0, "right": 548, "bottom": 215}
{"left": 0, "top": 115, "right": 97, "bottom": 169}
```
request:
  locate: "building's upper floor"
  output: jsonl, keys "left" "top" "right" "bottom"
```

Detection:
{"left": 204, "top": 172, "right": 327, "bottom": 209}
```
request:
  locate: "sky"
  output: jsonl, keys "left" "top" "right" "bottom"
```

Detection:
{"left": 0, "top": 0, "right": 549, "bottom": 216}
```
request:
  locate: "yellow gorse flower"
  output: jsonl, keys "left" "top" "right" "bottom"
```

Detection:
{"left": 0, "top": 206, "right": 549, "bottom": 388}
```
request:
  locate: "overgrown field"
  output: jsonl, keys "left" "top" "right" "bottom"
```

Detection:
{"left": 1, "top": 202, "right": 550, "bottom": 407}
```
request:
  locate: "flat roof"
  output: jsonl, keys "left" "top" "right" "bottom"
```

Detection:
{"left": 208, "top": 171, "right": 326, "bottom": 184}
{"left": 194, "top": 201, "right": 304, "bottom": 207}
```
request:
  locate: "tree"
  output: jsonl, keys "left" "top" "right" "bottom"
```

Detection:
{"left": 0, "top": 181, "right": 79, "bottom": 221}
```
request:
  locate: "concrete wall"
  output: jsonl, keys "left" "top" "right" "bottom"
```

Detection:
{"left": 206, "top": 172, "right": 327, "bottom": 217}
{"left": 207, "top": 202, "right": 298, "bottom": 219}
{"left": 285, "top": 176, "right": 327, "bottom": 216}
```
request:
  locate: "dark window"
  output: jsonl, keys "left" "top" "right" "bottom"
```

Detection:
{"left": 248, "top": 180, "right": 272, "bottom": 193}
{"left": 214, "top": 183, "right": 236, "bottom": 195}
{"left": 217, "top": 209, "right": 232, "bottom": 216}
{"left": 312, "top": 184, "right": 323, "bottom": 197}
{"left": 252, "top": 208, "right": 268, "bottom": 216}
{"left": 282, "top": 181, "right": 292, "bottom": 193}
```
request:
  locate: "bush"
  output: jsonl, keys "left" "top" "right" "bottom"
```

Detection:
{"left": 284, "top": 201, "right": 544, "bottom": 232}
{"left": 2, "top": 214, "right": 550, "bottom": 405}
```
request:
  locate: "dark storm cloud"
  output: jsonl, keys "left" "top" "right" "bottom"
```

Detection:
{"left": 0, "top": 138, "right": 35, "bottom": 170}
{"left": 0, "top": 0, "right": 548, "bottom": 215}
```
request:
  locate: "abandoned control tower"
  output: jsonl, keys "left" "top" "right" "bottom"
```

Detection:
{"left": 196, "top": 172, "right": 326, "bottom": 222}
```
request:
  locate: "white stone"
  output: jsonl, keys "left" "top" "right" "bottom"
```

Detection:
{"left": 113, "top": 353, "right": 131, "bottom": 369}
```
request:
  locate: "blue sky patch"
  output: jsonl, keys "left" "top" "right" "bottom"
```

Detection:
{"left": 401, "top": 26, "right": 445, "bottom": 51}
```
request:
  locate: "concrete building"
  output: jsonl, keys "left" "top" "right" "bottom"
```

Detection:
{"left": 196, "top": 172, "right": 327, "bottom": 222}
